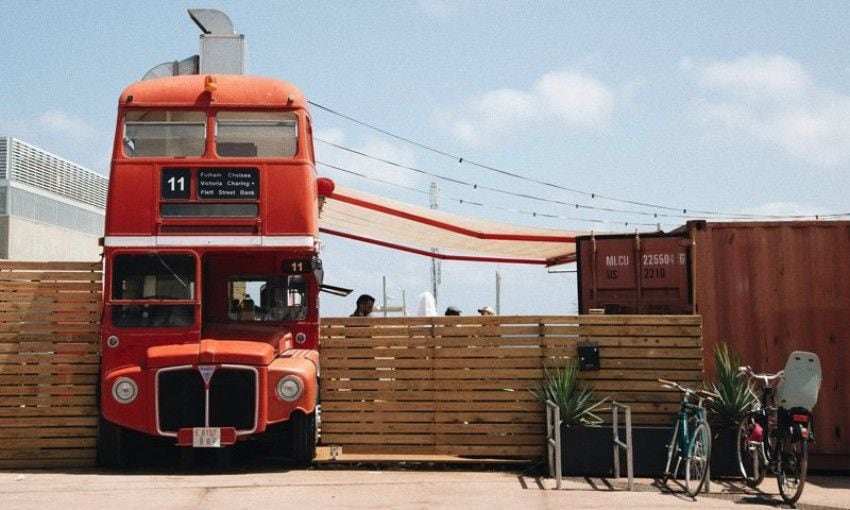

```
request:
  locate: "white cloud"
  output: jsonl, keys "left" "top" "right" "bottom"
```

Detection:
{"left": 619, "top": 78, "right": 646, "bottom": 104}
{"left": 38, "top": 110, "right": 98, "bottom": 141}
{"left": 314, "top": 128, "right": 426, "bottom": 190}
{"left": 738, "top": 201, "right": 831, "bottom": 219}
{"left": 418, "top": 0, "right": 456, "bottom": 18}
{"left": 534, "top": 71, "right": 614, "bottom": 128}
{"left": 314, "top": 127, "right": 346, "bottom": 146}
{"left": 358, "top": 137, "right": 421, "bottom": 186}
{"left": 0, "top": 110, "right": 109, "bottom": 174}
{"left": 691, "top": 54, "right": 810, "bottom": 102}
{"left": 438, "top": 69, "right": 615, "bottom": 148}
{"left": 685, "top": 53, "right": 850, "bottom": 168}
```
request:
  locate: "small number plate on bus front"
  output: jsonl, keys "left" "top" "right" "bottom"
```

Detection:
{"left": 192, "top": 427, "right": 221, "bottom": 448}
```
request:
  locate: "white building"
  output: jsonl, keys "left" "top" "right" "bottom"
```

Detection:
{"left": 0, "top": 137, "right": 107, "bottom": 261}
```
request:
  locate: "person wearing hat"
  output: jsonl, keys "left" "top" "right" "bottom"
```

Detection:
{"left": 478, "top": 306, "right": 495, "bottom": 316}
{"left": 444, "top": 306, "right": 461, "bottom": 316}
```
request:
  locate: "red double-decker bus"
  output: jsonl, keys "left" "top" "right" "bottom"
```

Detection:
{"left": 99, "top": 73, "right": 329, "bottom": 466}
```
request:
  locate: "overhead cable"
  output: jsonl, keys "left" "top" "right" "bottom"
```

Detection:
{"left": 317, "top": 161, "right": 669, "bottom": 229}
{"left": 309, "top": 101, "right": 850, "bottom": 221}
{"left": 317, "top": 138, "right": 724, "bottom": 221}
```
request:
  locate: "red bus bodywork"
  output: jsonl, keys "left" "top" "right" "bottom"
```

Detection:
{"left": 99, "top": 74, "right": 324, "bottom": 465}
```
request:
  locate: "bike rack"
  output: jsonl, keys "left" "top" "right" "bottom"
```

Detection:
{"left": 612, "top": 401, "right": 634, "bottom": 491}
{"left": 545, "top": 400, "right": 562, "bottom": 489}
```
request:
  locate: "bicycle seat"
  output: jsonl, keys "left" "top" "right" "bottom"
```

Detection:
{"left": 775, "top": 351, "right": 822, "bottom": 411}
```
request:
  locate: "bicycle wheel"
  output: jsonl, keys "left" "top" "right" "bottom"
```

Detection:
{"left": 777, "top": 433, "right": 808, "bottom": 505}
{"left": 736, "top": 416, "right": 765, "bottom": 487}
{"left": 684, "top": 421, "right": 711, "bottom": 498}
{"left": 662, "top": 418, "right": 681, "bottom": 484}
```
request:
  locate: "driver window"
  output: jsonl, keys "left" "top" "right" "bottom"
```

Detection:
{"left": 110, "top": 253, "right": 196, "bottom": 328}
{"left": 112, "top": 254, "right": 195, "bottom": 300}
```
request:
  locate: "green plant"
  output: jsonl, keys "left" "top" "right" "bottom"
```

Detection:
{"left": 533, "top": 359, "right": 609, "bottom": 426}
{"left": 707, "top": 342, "right": 757, "bottom": 428}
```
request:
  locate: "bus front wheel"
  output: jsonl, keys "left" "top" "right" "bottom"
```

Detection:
{"left": 97, "top": 417, "right": 129, "bottom": 468}
{"left": 288, "top": 411, "right": 317, "bottom": 467}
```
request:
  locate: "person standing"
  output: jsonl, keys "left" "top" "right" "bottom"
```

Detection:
{"left": 477, "top": 306, "right": 495, "bottom": 316}
{"left": 350, "top": 294, "right": 376, "bottom": 317}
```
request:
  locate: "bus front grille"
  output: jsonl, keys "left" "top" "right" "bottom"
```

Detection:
{"left": 157, "top": 367, "right": 257, "bottom": 434}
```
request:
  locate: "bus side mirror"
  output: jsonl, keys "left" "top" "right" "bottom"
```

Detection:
{"left": 314, "top": 264, "right": 324, "bottom": 286}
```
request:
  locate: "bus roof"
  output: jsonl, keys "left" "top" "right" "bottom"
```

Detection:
{"left": 119, "top": 74, "right": 308, "bottom": 109}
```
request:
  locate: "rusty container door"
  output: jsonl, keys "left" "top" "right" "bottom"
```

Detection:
{"left": 576, "top": 233, "right": 693, "bottom": 315}
{"left": 689, "top": 220, "right": 850, "bottom": 467}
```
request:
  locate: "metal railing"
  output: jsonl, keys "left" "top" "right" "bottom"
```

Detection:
{"left": 546, "top": 400, "right": 634, "bottom": 491}
{"left": 545, "top": 400, "right": 562, "bottom": 489}
{"left": 612, "top": 401, "right": 634, "bottom": 491}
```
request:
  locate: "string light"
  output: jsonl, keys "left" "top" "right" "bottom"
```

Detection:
{"left": 317, "top": 161, "right": 670, "bottom": 229}
{"left": 317, "top": 139, "right": 763, "bottom": 221}
{"left": 309, "top": 101, "right": 850, "bottom": 221}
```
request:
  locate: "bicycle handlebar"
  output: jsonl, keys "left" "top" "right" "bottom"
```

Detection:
{"left": 738, "top": 365, "right": 784, "bottom": 386}
{"left": 657, "top": 379, "right": 717, "bottom": 401}
{"left": 697, "top": 389, "right": 721, "bottom": 399}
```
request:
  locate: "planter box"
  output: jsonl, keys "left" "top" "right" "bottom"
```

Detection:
{"left": 557, "top": 424, "right": 741, "bottom": 478}
{"left": 629, "top": 426, "right": 670, "bottom": 477}
{"left": 560, "top": 425, "right": 613, "bottom": 476}
{"left": 559, "top": 425, "right": 670, "bottom": 477}
{"left": 710, "top": 427, "right": 741, "bottom": 478}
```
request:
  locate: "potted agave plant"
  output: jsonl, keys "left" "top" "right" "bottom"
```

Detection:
{"left": 707, "top": 342, "right": 757, "bottom": 477}
{"left": 534, "top": 359, "right": 610, "bottom": 476}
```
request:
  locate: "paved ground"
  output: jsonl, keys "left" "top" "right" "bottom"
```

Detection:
{"left": 1, "top": 466, "right": 847, "bottom": 510}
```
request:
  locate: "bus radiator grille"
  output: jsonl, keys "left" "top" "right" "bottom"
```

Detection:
{"left": 157, "top": 367, "right": 257, "bottom": 433}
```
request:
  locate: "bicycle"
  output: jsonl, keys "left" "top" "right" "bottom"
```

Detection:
{"left": 735, "top": 365, "right": 782, "bottom": 489}
{"left": 737, "top": 351, "right": 821, "bottom": 506}
{"left": 658, "top": 378, "right": 718, "bottom": 498}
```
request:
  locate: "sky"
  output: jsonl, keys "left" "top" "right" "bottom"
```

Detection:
{"left": 2, "top": 1, "right": 850, "bottom": 317}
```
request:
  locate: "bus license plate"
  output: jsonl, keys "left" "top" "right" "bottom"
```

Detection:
{"left": 192, "top": 427, "right": 221, "bottom": 448}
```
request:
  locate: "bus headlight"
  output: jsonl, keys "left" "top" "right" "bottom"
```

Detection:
{"left": 112, "top": 377, "right": 138, "bottom": 404}
{"left": 276, "top": 375, "right": 303, "bottom": 402}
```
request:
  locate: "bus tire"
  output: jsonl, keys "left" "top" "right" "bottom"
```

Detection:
{"left": 289, "top": 411, "right": 317, "bottom": 467}
{"left": 97, "top": 417, "right": 129, "bottom": 468}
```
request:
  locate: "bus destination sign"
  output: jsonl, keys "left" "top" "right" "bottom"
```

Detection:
{"left": 197, "top": 168, "right": 259, "bottom": 200}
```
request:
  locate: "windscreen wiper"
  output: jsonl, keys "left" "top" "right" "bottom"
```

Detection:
{"left": 152, "top": 252, "right": 189, "bottom": 289}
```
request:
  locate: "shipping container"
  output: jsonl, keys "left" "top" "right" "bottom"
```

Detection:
{"left": 685, "top": 219, "right": 850, "bottom": 468}
{"left": 576, "top": 232, "right": 693, "bottom": 315}
{"left": 576, "top": 220, "right": 850, "bottom": 467}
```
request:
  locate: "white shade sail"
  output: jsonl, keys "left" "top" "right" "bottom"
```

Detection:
{"left": 318, "top": 185, "right": 583, "bottom": 266}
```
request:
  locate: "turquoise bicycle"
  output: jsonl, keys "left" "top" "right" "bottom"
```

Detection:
{"left": 659, "top": 378, "right": 718, "bottom": 498}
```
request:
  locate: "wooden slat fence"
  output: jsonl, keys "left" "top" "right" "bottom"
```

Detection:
{"left": 0, "top": 262, "right": 701, "bottom": 467}
{"left": 0, "top": 261, "right": 102, "bottom": 468}
{"left": 320, "top": 314, "right": 702, "bottom": 459}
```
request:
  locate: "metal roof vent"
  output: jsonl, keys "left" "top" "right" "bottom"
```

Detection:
{"left": 140, "top": 9, "right": 245, "bottom": 80}
{"left": 188, "top": 8, "right": 234, "bottom": 34}
{"left": 188, "top": 8, "right": 246, "bottom": 75}
{"left": 142, "top": 55, "right": 200, "bottom": 81}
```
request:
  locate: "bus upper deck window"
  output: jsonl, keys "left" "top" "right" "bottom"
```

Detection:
{"left": 123, "top": 111, "right": 206, "bottom": 158}
{"left": 216, "top": 111, "right": 297, "bottom": 158}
